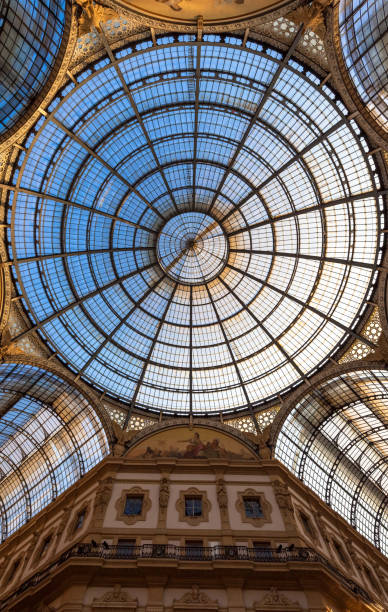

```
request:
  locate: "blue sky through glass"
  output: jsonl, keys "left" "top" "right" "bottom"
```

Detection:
{"left": 7, "top": 36, "right": 383, "bottom": 415}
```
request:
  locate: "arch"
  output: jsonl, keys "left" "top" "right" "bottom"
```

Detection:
{"left": 125, "top": 418, "right": 259, "bottom": 459}
{"left": 0, "top": 360, "right": 111, "bottom": 542}
{"left": 273, "top": 364, "right": 388, "bottom": 555}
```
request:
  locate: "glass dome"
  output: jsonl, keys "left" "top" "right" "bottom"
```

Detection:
{"left": 338, "top": 0, "right": 388, "bottom": 133}
{"left": 7, "top": 36, "right": 384, "bottom": 416}
{"left": 0, "top": 0, "right": 68, "bottom": 140}
{"left": 0, "top": 363, "right": 109, "bottom": 542}
{"left": 275, "top": 368, "right": 388, "bottom": 556}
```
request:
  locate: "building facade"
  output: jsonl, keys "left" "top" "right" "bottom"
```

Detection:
{"left": 0, "top": 423, "right": 387, "bottom": 611}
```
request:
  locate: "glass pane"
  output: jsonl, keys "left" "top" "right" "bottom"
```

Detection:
{"left": 243, "top": 497, "right": 263, "bottom": 518}
{"left": 124, "top": 496, "right": 143, "bottom": 515}
{"left": 185, "top": 496, "right": 202, "bottom": 516}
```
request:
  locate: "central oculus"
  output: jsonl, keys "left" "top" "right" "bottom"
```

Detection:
{"left": 156, "top": 212, "right": 228, "bottom": 285}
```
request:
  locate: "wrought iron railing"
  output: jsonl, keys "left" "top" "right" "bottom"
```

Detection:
{"left": 0, "top": 544, "right": 372, "bottom": 608}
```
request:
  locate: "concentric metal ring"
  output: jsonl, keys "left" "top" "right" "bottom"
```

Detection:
{"left": 6, "top": 36, "right": 383, "bottom": 415}
{"left": 157, "top": 212, "right": 228, "bottom": 285}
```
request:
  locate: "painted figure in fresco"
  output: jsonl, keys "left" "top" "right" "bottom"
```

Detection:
{"left": 180, "top": 432, "right": 206, "bottom": 457}
{"left": 155, "top": 0, "right": 244, "bottom": 13}
{"left": 155, "top": 0, "right": 185, "bottom": 11}
{"left": 135, "top": 429, "right": 252, "bottom": 460}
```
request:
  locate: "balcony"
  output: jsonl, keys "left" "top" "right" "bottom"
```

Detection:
{"left": 1, "top": 544, "right": 372, "bottom": 609}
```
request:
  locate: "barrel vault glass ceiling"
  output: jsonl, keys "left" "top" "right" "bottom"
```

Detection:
{"left": 0, "top": 0, "right": 67, "bottom": 139}
{"left": 275, "top": 368, "right": 388, "bottom": 556}
{"left": 6, "top": 33, "right": 385, "bottom": 417}
{"left": 339, "top": 0, "right": 388, "bottom": 133}
{"left": 0, "top": 362, "right": 109, "bottom": 542}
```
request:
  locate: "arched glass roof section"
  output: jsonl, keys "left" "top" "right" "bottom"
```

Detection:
{"left": 274, "top": 368, "right": 388, "bottom": 556}
{"left": 0, "top": 362, "right": 109, "bottom": 543}
{"left": 0, "top": 0, "right": 68, "bottom": 141}
{"left": 6, "top": 34, "right": 384, "bottom": 417}
{"left": 338, "top": 0, "right": 388, "bottom": 133}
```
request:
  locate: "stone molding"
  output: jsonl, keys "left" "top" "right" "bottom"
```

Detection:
{"left": 235, "top": 488, "right": 272, "bottom": 528}
{"left": 104, "top": 0, "right": 301, "bottom": 31}
{"left": 115, "top": 486, "right": 151, "bottom": 525}
{"left": 176, "top": 487, "right": 211, "bottom": 526}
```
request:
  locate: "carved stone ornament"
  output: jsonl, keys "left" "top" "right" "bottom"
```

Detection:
{"left": 235, "top": 488, "right": 272, "bottom": 528}
{"left": 272, "top": 479, "right": 295, "bottom": 528}
{"left": 115, "top": 486, "right": 151, "bottom": 525}
{"left": 176, "top": 487, "right": 211, "bottom": 526}
{"left": 173, "top": 585, "right": 219, "bottom": 610}
{"left": 216, "top": 478, "right": 228, "bottom": 510}
{"left": 253, "top": 587, "right": 302, "bottom": 611}
{"left": 75, "top": 0, "right": 119, "bottom": 35}
{"left": 66, "top": 502, "right": 91, "bottom": 541}
{"left": 286, "top": 0, "right": 331, "bottom": 40}
{"left": 159, "top": 476, "right": 170, "bottom": 518}
{"left": 0, "top": 342, "right": 25, "bottom": 362}
{"left": 254, "top": 425, "right": 272, "bottom": 459}
{"left": 111, "top": 421, "right": 136, "bottom": 457}
{"left": 56, "top": 505, "right": 72, "bottom": 539}
{"left": 92, "top": 477, "right": 114, "bottom": 528}
{"left": 295, "top": 507, "right": 318, "bottom": 544}
{"left": 313, "top": 510, "right": 330, "bottom": 544}
{"left": 92, "top": 584, "right": 137, "bottom": 610}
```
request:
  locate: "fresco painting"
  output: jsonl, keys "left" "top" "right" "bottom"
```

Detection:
{"left": 127, "top": 427, "right": 256, "bottom": 459}
{"left": 121, "top": 0, "right": 285, "bottom": 23}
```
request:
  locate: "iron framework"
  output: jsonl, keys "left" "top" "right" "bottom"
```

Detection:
{"left": 3, "top": 32, "right": 386, "bottom": 418}
{"left": 275, "top": 367, "right": 388, "bottom": 556}
{"left": 0, "top": 362, "right": 109, "bottom": 543}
